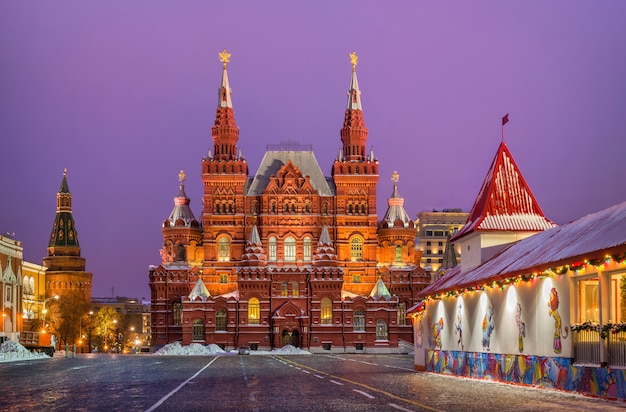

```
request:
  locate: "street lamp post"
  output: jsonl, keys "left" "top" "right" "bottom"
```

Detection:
{"left": 79, "top": 311, "right": 93, "bottom": 353}
{"left": 42, "top": 295, "right": 59, "bottom": 332}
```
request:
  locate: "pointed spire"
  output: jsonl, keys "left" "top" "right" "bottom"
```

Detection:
{"left": 340, "top": 51, "right": 368, "bottom": 162}
{"left": 319, "top": 225, "right": 332, "bottom": 245}
{"left": 249, "top": 225, "right": 261, "bottom": 244}
{"left": 211, "top": 49, "right": 240, "bottom": 161}
{"left": 369, "top": 277, "right": 392, "bottom": 301}
{"left": 165, "top": 170, "right": 199, "bottom": 228}
{"left": 59, "top": 167, "right": 70, "bottom": 193}
{"left": 346, "top": 52, "right": 362, "bottom": 110}
{"left": 441, "top": 235, "right": 458, "bottom": 270}
{"left": 241, "top": 224, "right": 266, "bottom": 266}
{"left": 451, "top": 141, "right": 555, "bottom": 242}
{"left": 381, "top": 172, "right": 412, "bottom": 228}
{"left": 217, "top": 49, "right": 233, "bottom": 108}
{"left": 314, "top": 225, "right": 338, "bottom": 265}
{"left": 48, "top": 168, "right": 80, "bottom": 248}
{"left": 188, "top": 277, "right": 211, "bottom": 301}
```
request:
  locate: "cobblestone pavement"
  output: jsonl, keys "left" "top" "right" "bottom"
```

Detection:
{"left": 0, "top": 353, "right": 624, "bottom": 411}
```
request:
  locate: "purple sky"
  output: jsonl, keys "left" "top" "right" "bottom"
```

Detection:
{"left": 1, "top": 2, "right": 625, "bottom": 299}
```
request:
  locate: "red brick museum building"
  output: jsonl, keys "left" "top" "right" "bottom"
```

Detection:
{"left": 148, "top": 52, "right": 430, "bottom": 353}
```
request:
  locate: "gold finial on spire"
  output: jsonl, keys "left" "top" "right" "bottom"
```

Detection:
{"left": 391, "top": 171, "right": 399, "bottom": 184}
{"left": 218, "top": 49, "right": 231, "bottom": 68}
{"left": 179, "top": 170, "right": 186, "bottom": 184}
{"left": 349, "top": 51, "right": 358, "bottom": 69}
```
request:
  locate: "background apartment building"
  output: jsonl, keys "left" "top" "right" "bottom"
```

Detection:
{"left": 415, "top": 209, "right": 469, "bottom": 273}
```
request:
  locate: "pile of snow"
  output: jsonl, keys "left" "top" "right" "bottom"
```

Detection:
{"left": 259, "top": 344, "right": 311, "bottom": 355}
{"left": 154, "top": 342, "right": 311, "bottom": 356}
{"left": 0, "top": 340, "right": 49, "bottom": 362}
{"left": 154, "top": 342, "right": 226, "bottom": 356}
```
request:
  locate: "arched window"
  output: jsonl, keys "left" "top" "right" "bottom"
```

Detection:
{"left": 376, "top": 319, "right": 388, "bottom": 341}
{"left": 177, "top": 244, "right": 185, "bottom": 261}
{"left": 322, "top": 203, "right": 327, "bottom": 215}
{"left": 292, "top": 281, "right": 299, "bottom": 297}
{"left": 228, "top": 203, "right": 233, "bottom": 214}
{"left": 173, "top": 302, "right": 182, "bottom": 325}
{"left": 281, "top": 281, "right": 288, "bottom": 297}
{"left": 192, "top": 319, "right": 205, "bottom": 341}
{"left": 353, "top": 310, "right": 365, "bottom": 331}
{"left": 222, "top": 204, "right": 227, "bottom": 214}
{"left": 215, "top": 203, "right": 221, "bottom": 214}
{"left": 216, "top": 310, "right": 227, "bottom": 331}
{"left": 348, "top": 204, "right": 353, "bottom": 214}
{"left": 269, "top": 237, "right": 277, "bottom": 261}
{"left": 350, "top": 238, "right": 363, "bottom": 262}
{"left": 321, "top": 297, "right": 332, "bottom": 324}
{"left": 303, "top": 237, "right": 312, "bottom": 261}
{"left": 248, "top": 297, "right": 260, "bottom": 324}
{"left": 361, "top": 204, "right": 366, "bottom": 214}
{"left": 217, "top": 237, "right": 230, "bottom": 261}
{"left": 271, "top": 202, "right": 276, "bottom": 213}
{"left": 395, "top": 244, "right": 402, "bottom": 262}
{"left": 253, "top": 202, "right": 259, "bottom": 215}
{"left": 284, "top": 236, "right": 296, "bottom": 262}
{"left": 305, "top": 203, "right": 310, "bottom": 213}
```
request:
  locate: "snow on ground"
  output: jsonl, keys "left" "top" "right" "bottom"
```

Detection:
{"left": 0, "top": 340, "right": 311, "bottom": 362}
{"left": 154, "top": 342, "right": 226, "bottom": 356}
{"left": 154, "top": 342, "right": 310, "bottom": 356}
{"left": 0, "top": 340, "right": 50, "bottom": 363}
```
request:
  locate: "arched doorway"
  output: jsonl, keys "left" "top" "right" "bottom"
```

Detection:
{"left": 281, "top": 329, "right": 300, "bottom": 348}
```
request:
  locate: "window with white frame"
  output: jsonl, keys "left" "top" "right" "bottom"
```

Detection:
{"left": 284, "top": 236, "right": 296, "bottom": 261}
{"left": 353, "top": 310, "right": 365, "bottom": 331}
{"left": 303, "top": 237, "right": 312, "bottom": 261}
{"left": 269, "top": 237, "right": 277, "bottom": 261}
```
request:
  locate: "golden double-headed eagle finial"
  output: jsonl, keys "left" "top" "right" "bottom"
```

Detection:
{"left": 218, "top": 49, "right": 231, "bottom": 68}
{"left": 179, "top": 170, "right": 186, "bottom": 184}
{"left": 349, "top": 51, "right": 358, "bottom": 68}
{"left": 391, "top": 171, "right": 399, "bottom": 184}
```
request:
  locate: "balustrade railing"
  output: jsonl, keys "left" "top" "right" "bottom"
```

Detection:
{"left": 573, "top": 328, "right": 601, "bottom": 365}
{"left": 572, "top": 324, "right": 626, "bottom": 367}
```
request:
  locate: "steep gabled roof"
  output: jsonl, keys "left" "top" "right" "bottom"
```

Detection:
{"left": 246, "top": 151, "right": 334, "bottom": 196}
{"left": 369, "top": 277, "right": 392, "bottom": 301}
{"left": 451, "top": 142, "right": 555, "bottom": 242}
{"left": 419, "top": 201, "right": 626, "bottom": 298}
{"left": 189, "top": 277, "right": 211, "bottom": 301}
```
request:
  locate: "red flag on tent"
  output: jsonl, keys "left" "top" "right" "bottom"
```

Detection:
{"left": 502, "top": 113, "right": 509, "bottom": 126}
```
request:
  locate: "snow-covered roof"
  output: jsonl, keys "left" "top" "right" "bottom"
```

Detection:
{"left": 188, "top": 278, "right": 210, "bottom": 301}
{"left": 419, "top": 201, "right": 626, "bottom": 298}
{"left": 369, "top": 278, "right": 392, "bottom": 301}
{"left": 451, "top": 142, "right": 554, "bottom": 242}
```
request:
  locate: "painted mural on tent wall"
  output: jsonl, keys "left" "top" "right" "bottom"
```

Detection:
{"left": 415, "top": 276, "right": 572, "bottom": 360}
{"left": 413, "top": 275, "right": 626, "bottom": 400}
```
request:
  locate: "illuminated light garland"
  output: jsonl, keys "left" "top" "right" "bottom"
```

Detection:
{"left": 422, "top": 253, "right": 626, "bottom": 303}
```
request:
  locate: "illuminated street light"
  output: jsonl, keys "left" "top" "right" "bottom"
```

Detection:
{"left": 79, "top": 311, "right": 94, "bottom": 353}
